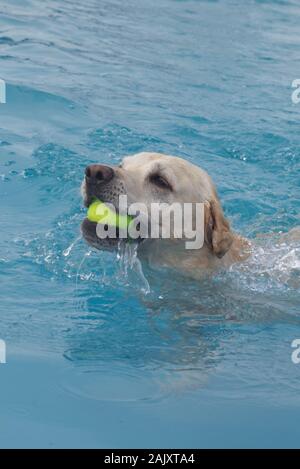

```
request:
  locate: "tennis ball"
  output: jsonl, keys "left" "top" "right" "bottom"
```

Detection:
{"left": 87, "top": 199, "right": 133, "bottom": 230}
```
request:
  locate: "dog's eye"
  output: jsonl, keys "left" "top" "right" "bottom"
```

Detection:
{"left": 149, "top": 173, "right": 172, "bottom": 190}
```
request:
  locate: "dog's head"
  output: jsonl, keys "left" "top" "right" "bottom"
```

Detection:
{"left": 81, "top": 152, "right": 233, "bottom": 258}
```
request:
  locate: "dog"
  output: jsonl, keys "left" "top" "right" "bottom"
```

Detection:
{"left": 81, "top": 152, "right": 251, "bottom": 278}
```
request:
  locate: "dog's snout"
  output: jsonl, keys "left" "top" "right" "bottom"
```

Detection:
{"left": 85, "top": 164, "right": 114, "bottom": 183}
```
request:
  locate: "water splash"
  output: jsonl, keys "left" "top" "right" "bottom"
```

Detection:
{"left": 230, "top": 238, "right": 300, "bottom": 291}
{"left": 117, "top": 242, "right": 150, "bottom": 294}
{"left": 63, "top": 236, "right": 82, "bottom": 257}
{"left": 76, "top": 249, "right": 93, "bottom": 285}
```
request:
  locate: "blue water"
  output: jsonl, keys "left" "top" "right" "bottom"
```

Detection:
{"left": 0, "top": 0, "right": 300, "bottom": 448}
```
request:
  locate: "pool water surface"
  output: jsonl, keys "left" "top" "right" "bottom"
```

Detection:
{"left": 0, "top": 0, "right": 300, "bottom": 448}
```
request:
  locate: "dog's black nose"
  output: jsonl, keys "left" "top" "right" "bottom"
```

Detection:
{"left": 85, "top": 164, "right": 114, "bottom": 183}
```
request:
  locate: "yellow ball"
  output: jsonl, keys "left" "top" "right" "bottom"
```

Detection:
{"left": 87, "top": 200, "right": 132, "bottom": 230}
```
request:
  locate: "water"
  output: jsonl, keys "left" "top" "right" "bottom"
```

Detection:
{"left": 0, "top": 0, "right": 300, "bottom": 448}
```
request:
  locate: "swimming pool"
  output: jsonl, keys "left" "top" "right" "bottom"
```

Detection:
{"left": 0, "top": 0, "right": 299, "bottom": 448}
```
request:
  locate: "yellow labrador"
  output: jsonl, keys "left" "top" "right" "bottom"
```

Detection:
{"left": 81, "top": 152, "right": 251, "bottom": 278}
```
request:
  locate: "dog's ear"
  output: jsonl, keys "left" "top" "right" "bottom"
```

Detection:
{"left": 204, "top": 198, "right": 234, "bottom": 258}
